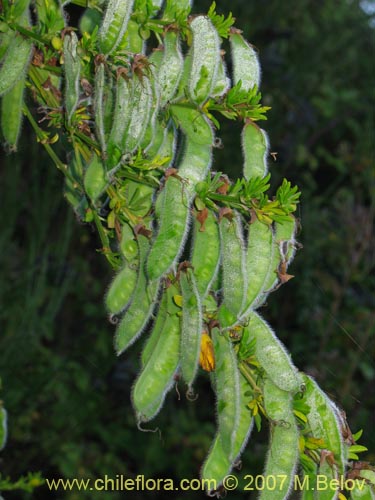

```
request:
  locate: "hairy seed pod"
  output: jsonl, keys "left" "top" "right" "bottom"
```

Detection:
{"left": 212, "top": 328, "right": 240, "bottom": 459}
{"left": 1, "top": 76, "right": 25, "bottom": 151}
{"left": 241, "top": 218, "right": 274, "bottom": 315}
{"left": 232, "top": 373, "right": 254, "bottom": 461}
{"left": 84, "top": 154, "right": 107, "bottom": 202}
{"left": 261, "top": 378, "right": 299, "bottom": 500}
{"left": 141, "top": 288, "right": 168, "bottom": 367}
{"left": 132, "top": 283, "right": 180, "bottom": 422}
{"left": 189, "top": 16, "right": 220, "bottom": 104}
{"left": 259, "top": 215, "right": 297, "bottom": 305}
{"left": 115, "top": 234, "right": 160, "bottom": 355}
{"left": 211, "top": 55, "right": 230, "bottom": 98}
{"left": 125, "top": 76, "right": 153, "bottom": 153}
{"left": 98, "top": 0, "right": 135, "bottom": 55}
{"left": 0, "top": 32, "right": 32, "bottom": 96}
{"left": 63, "top": 31, "right": 81, "bottom": 124}
{"left": 157, "top": 31, "right": 184, "bottom": 107}
{"left": 105, "top": 264, "right": 138, "bottom": 315}
{"left": 246, "top": 312, "right": 301, "bottom": 392}
{"left": 180, "top": 268, "right": 202, "bottom": 391}
{"left": 191, "top": 209, "right": 221, "bottom": 299}
{"left": 317, "top": 457, "right": 339, "bottom": 500}
{"left": 147, "top": 110, "right": 213, "bottom": 280}
{"left": 219, "top": 213, "right": 247, "bottom": 322}
{"left": 107, "top": 75, "right": 131, "bottom": 168}
{"left": 94, "top": 62, "right": 108, "bottom": 155}
{"left": 230, "top": 33, "right": 261, "bottom": 91}
{"left": 302, "top": 374, "right": 346, "bottom": 475}
{"left": 120, "top": 222, "right": 139, "bottom": 262}
{"left": 201, "top": 435, "right": 231, "bottom": 494}
{"left": 242, "top": 121, "right": 269, "bottom": 180}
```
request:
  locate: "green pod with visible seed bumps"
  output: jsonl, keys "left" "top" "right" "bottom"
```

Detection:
{"left": 84, "top": 154, "right": 107, "bottom": 202}
{"left": 0, "top": 32, "right": 32, "bottom": 96}
{"left": 115, "top": 233, "right": 160, "bottom": 355}
{"left": 230, "top": 33, "right": 261, "bottom": 91}
{"left": 191, "top": 209, "right": 220, "bottom": 299}
{"left": 158, "top": 30, "right": 184, "bottom": 107}
{"left": 147, "top": 111, "right": 213, "bottom": 281}
{"left": 219, "top": 213, "right": 247, "bottom": 321}
{"left": 241, "top": 218, "right": 274, "bottom": 316}
{"left": 246, "top": 312, "right": 301, "bottom": 392}
{"left": 189, "top": 16, "right": 220, "bottom": 104}
{"left": 120, "top": 222, "right": 139, "bottom": 262}
{"left": 212, "top": 328, "right": 240, "bottom": 459}
{"left": 242, "top": 121, "right": 269, "bottom": 180}
{"left": 63, "top": 31, "right": 81, "bottom": 124}
{"left": 1, "top": 76, "right": 25, "bottom": 151}
{"left": 124, "top": 76, "right": 153, "bottom": 153}
{"left": 107, "top": 74, "right": 131, "bottom": 167}
{"left": 141, "top": 288, "right": 168, "bottom": 367}
{"left": 105, "top": 264, "right": 138, "bottom": 315}
{"left": 132, "top": 283, "right": 180, "bottom": 422}
{"left": 98, "top": 0, "right": 134, "bottom": 55}
{"left": 302, "top": 374, "right": 346, "bottom": 476}
{"left": 180, "top": 268, "right": 202, "bottom": 391}
{"left": 260, "top": 378, "right": 299, "bottom": 500}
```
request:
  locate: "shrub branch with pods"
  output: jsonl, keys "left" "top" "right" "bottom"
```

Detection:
{"left": 0, "top": 0, "right": 374, "bottom": 497}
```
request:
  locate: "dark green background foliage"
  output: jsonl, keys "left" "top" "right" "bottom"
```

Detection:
{"left": 1, "top": 0, "right": 374, "bottom": 498}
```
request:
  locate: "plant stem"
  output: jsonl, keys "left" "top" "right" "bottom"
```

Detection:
{"left": 239, "top": 361, "right": 261, "bottom": 393}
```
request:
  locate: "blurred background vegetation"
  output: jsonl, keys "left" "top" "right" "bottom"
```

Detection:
{"left": 0, "top": 0, "right": 374, "bottom": 498}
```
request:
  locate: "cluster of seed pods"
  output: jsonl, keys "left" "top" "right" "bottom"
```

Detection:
{"left": 1, "top": 0, "right": 370, "bottom": 498}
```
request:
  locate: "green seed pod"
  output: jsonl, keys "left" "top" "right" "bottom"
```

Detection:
{"left": 84, "top": 154, "right": 107, "bottom": 202}
{"left": 259, "top": 215, "right": 297, "bottom": 305}
{"left": 242, "top": 121, "right": 269, "bottom": 180}
{"left": 211, "top": 55, "right": 230, "bottom": 98}
{"left": 1, "top": 76, "right": 25, "bottom": 151}
{"left": 191, "top": 209, "right": 220, "bottom": 299}
{"left": 180, "top": 267, "right": 202, "bottom": 391}
{"left": 212, "top": 328, "right": 240, "bottom": 459}
{"left": 141, "top": 288, "right": 168, "bottom": 367}
{"left": 302, "top": 374, "right": 346, "bottom": 475}
{"left": 232, "top": 373, "right": 254, "bottom": 461}
{"left": 260, "top": 378, "right": 299, "bottom": 500}
{"left": 0, "top": 407, "right": 7, "bottom": 451}
{"left": 173, "top": 51, "right": 192, "bottom": 101}
{"left": 317, "top": 457, "right": 339, "bottom": 500}
{"left": 189, "top": 16, "right": 220, "bottom": 104}
{"left": 230, "top": 33, "right": 261, "bottom": 91}
{"left": 105, "top": 264, "right": 138, "bottom": 315}
{"left": 147, "top": 111, "right": 213, "bottom": 281}
{"left": 132, "top": 283, "right": 180, "bottom": 422}
{"left": 120, "top": 222, "right": 138, "bottom": 262}
{"left": 241, "top": 218, "right": 274, "bottom": 315}
{"left": 219, "top": 213, "right": 247, "bottom": 322}
{"left": 158, "top": 31, "right": 184, "bottom": 107}
{"left": 125, "top": 76, "right": 153, "bottom": 153}
{"left": 171, "top": 104, "right": 213, "bottom": 146}
{"left": 115, "top": 234, "right": 160, "bottom": 355}
{"left": 94, "top": 62, "right": 108, "bottom": 155}
{"left": 0, "top": 32, "right": 32, "bottom": 96}
{"left": 201, "top": 435, "right": 231, "bottom": 494}
{"left": 98, "top": 0, "right": 135, "bottom": 55}
{"left": 107, "top": 75, "right": 131, "bottom": 167}
{"left": 63, "top": 31, "right": 81, "bottom": 124}
{"left": 246, "top": 312, "right": 301, "bottom": 392}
